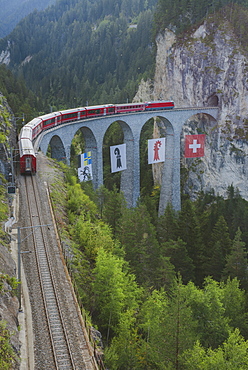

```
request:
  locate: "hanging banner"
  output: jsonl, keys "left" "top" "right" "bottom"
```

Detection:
{"left": 148, "top": 137, "right": 166, "bottom": 164}
{"left": 184, "top": 134, "right": 205, "bottom": 158}
{"left": 78, "top": 151, "right": 93, "bottom": 182}
{"left": 110, "top": 144, "right": 127, "bottom": 173}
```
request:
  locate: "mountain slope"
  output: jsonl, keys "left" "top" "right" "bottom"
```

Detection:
{"left": 0, "top": 0, "right": 55, "bottom": 38}
{"left": 0, "top": 0, "right": 156, "bottom": 111}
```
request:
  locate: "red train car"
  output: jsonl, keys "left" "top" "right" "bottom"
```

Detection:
{"left": 60, "top": 107, "right": 87, "bottom": 124}
{"left": 145, "top": 100, "right": 175, "bottom": 110}
{"left": 115, "top": 102, "right": 145, "bottom": 114}
{"left": 85, "top": 104, "right": 115, "bottom": 118}
{"left": 19, "top": 126, "right": 36, "bottom": 174}
{"left": 41, "top": 112, "right": 62, "bottom": 130}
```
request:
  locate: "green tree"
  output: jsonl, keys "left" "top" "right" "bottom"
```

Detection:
{"left": 156, "top": 203, "right": 179, "bottom": 244}
{"left": 222, "top": 277, "right": 248, "bottom": 337}
{"left": 117, "top": 204, "right": 160, "bottom": 286}
{"left": 138, "top": 281, "right": 197, "bottom": 369}
{"left": 183, "top": 278, "right": 230, "bottom": 349}
{"left": 104, "top": 309, "right": 142, "bottom": 369}
{"left": 161, "top": 238, "right": 195, "bottom": 283}
{"left": 0, "top": 321, "right": 18, "bottom": 369}
{"left": 92, "top": 247, "right": 141, "bottom": 341}
{"left": 178, "top": 199, "right": 204, "bottom": 285}
{"left": 181, "top": 329, "right": 248, "bottom": 370}
{"left": 223, "top": 228, "right": 248, "bottom": 290}
{"left": 97, "top": 185, "right": 126, "bottom": 236}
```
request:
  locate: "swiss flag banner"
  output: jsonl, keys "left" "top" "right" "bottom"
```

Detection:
{"left": 184, "top": 134, "right": 205, "bottom": 158}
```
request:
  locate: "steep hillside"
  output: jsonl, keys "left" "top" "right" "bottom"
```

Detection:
{"left": 0, "top": 0, "right": 55, "bottom": 38}
{"left": 135, "top": 4, "right": 248, "bottom": 201}
{"left": 0, "top": 0, "right": 156, "bottom": 111}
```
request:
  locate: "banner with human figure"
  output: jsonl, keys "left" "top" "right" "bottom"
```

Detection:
{"left": 78, "top": 151, "right": 93, "bottom": 182}
{"left": 184, "top": 134, "right": 205, "bottom": 158}
{"left": 148, "top": 137, "right": 166, "bottom": 164}
{"left": 110, "top": 143, "right": 127, "bottom": 173}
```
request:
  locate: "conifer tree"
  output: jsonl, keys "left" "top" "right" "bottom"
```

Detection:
{"left": 223, "top": 228, "right": 248, "bottom": 290}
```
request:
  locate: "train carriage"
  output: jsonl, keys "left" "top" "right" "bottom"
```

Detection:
{"left": 145, "top": 100, "right": 175, "bottom": 110}
{"left": 115, "top": 102, "right": 146, "bottom": 114}
{"left": 60, "top": 107, "right": 87, "bottom": 124}
{"left": 85, "top": 104, "right": 115, "bottom": 118}
{"left": 41, "top": 112, "right": 62, "bottom": 130}
{"left": 19, "top": 126, "right": 36, "bottom": 174}
{"left": 26, "top": 117, "right": 43, "bottom": 140}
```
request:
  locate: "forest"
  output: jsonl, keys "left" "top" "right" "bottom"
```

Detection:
{"left": 49, "top": 167, "right": 248, "bottom": 369}
{"left": 0, "top": 0, "right": 55, "bottom": 38}
{"left": 0, "top": 0, "right": 157, "bottom": 112}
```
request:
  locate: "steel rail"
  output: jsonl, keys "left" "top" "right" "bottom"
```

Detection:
{"left": 25, "top": 175, "right": 76, "bottom": 369}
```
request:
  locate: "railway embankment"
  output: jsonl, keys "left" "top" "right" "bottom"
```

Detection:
{"left": 1, "top": 150, "right": 100, "bottom": 369}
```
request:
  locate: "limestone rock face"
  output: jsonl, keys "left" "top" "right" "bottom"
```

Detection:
{"left": 134, "top": 19, "right": 248, "bottom": 200}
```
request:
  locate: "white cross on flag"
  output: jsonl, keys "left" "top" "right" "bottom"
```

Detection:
{"left": 110, "top": 143, "right": 127, "bottom": 173}
{"left": 148, "top": 137, "right": 166, "bottom": 164}
{"left": 184, "top": 134, "right": 205, "bottom": 158}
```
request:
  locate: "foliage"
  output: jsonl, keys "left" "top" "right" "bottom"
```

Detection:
{"left": 223, "top": 228, "right": 248, "bottom": 290}
{"left": 0, "top": 65, "right": 41, "bottom": 128}
{"left": 0, "top": 321, "right": 18, "bottom": 370}
{"left": 116, "top": 203, "right": 162, "bottom": 286}
{"left": 0, "top": 0, "right": 156, "bottom": 110}
{"left": 181, "top": 329, "right": 248, "bottom": 369}
{"left": 154, "top": 0, "right": 248, "bottom": 37}
{"left": 0, "top": 0, "right": 55, "bottom": 38}
{"left": 50, "top": 163, "right": 248, "bottom": 369}
{"left": 0, "top": 274, "right": 19, "bottom": 294}
{"left": 92, "top": 247, "right": 142, "bottom": 340}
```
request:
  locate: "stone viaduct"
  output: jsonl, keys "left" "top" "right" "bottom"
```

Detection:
{"left": 35, "top": 107, "right": 219, "bottom": 214}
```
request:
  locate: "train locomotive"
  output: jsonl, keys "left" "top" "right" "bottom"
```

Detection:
{"left": 19, "top": 100, "right": 174, "bottom": 174}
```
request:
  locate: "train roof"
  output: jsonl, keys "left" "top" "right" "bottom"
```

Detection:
{"left": 25, "top": 117, "right": 43, "bottom": 129}
{"left": 19, "top": 125, "right": 33, "bottom": 141}
{"left": 85, "top": 104, "right": 115, "bottom": 109}
{"left": 60, "top": 107, "right": 86, "bottom": 114}
{"left": 145, "top": 100, "right": 174, "bottom": 104}
{"left": 19, "top": 138, "right": 35, "bottom": 157}
{"left": 39, "top": 111, "right": 62, "bottom": 121}
{"left": 116, "top": 102, "right": 145, "bottom": 106}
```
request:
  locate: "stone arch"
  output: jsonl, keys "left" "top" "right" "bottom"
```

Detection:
{"left": 146, "top": 115, "right": 175, "bottom": 216}
{"left": 102, "top": 119, "right": 135, "bottom": 207}
{"left": 181, "top": 112, "right": 218, "bottom": 201}
{"left": 74, "top": 126, "right": 98, "bottom": 184}
{"left": 49, "top": 135, "right": 66, "bottom": 162}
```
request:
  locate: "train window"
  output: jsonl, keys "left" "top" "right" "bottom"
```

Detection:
{"left": 64, "top": 113, "right": 75, "bottom": 119}
{"left": 109, "top": 107, "right": 115, "bottom": 112}
{"left": 90, "top": 109, "right": 100, "bottom": 114}
{"left": 44, "top": 118, "right": 55, "bottom": 126}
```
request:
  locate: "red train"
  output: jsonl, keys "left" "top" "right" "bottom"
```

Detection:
{"left": 19, "top": 100, "right": 174, "bottom": 174}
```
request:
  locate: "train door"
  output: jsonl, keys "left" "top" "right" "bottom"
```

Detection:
{"left": 77, "top": 111, "right": 80, "bottom": 120}
{"left": 104, "top": 108, "right": 107, "bottom": 115}
{"left": 25, "top": 157, "right": 32, "bottom": 173}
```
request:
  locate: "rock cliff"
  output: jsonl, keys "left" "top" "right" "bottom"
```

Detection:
{"left": 135, "top": 15, "right": 248, "bottom": 201}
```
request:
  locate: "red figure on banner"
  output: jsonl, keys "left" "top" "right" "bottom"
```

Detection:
{"left": 154, "top": 140, "right": 162, "bottom": 161}
{"left": 185, "top": 134, "right": 205, "bottom": 158}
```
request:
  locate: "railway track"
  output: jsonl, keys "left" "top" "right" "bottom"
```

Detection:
{"left": 25, "top": 175, "right": 75, "bottom": 369}
{"left": 20, "top": 172, "right": 97, "bottom": 369}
